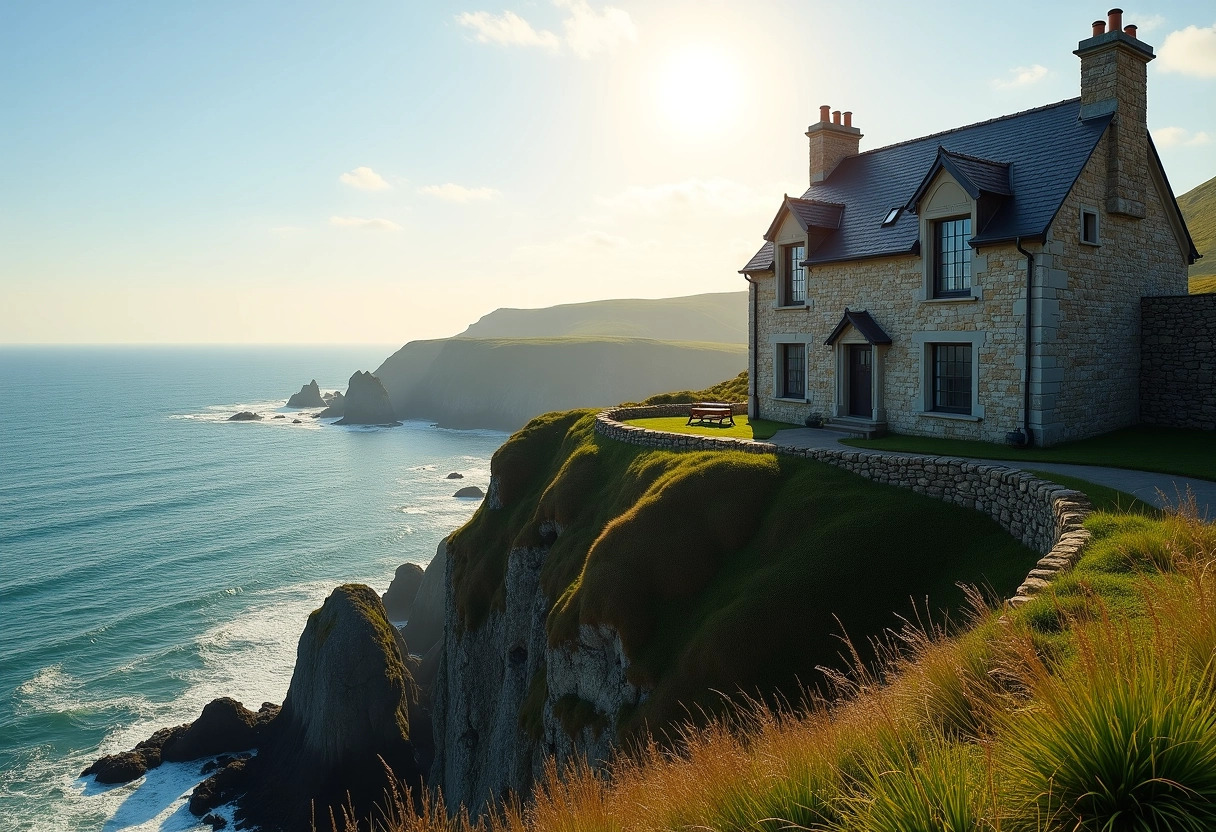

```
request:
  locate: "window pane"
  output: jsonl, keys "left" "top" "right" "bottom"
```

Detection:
{"left": 934, "top": 218, "right": 971, "bottom": 297}
{"left": 932, "top": 344, "right": 971, "bottom": 414}
{"left": 784, "top": 245, "right": 806, "bottom": 303}
{"left": 782, "top": 343, "right": 805, "bottom": 399}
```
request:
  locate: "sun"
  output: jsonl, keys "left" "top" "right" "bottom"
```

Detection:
{"left": 655, "top": 45, "right": 741, "bottom": 136}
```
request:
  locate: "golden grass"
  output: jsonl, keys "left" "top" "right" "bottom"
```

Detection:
{"left": 342, "top": 495, "right": 1216, "bottom": 832}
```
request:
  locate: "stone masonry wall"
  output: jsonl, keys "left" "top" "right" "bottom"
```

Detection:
{"left": 1140, "top": 294, "right": 1216, "bottom": 431}
{"left": 598, "top": 406, "right": 1092, "bottom": 607}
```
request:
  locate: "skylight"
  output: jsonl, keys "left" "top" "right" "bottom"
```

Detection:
{"left": 882, "top": 208, "right": 901, "bottom": 226}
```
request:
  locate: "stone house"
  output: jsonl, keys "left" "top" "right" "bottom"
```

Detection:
{"left": 740, "top": 9, "right": 1199, "bottom": 446}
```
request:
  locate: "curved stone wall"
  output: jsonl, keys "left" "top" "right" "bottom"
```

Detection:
{"left": 597, "top": 406, "right": 1092, "bottom": 607}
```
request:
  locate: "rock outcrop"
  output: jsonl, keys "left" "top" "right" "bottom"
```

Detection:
{"left": 335, "top": 372, "right": 399, "bottom": 426}
{"left": 85, "top": 586, "right": 421, "bottom": 831}
{"left": 431, "top": 486, "right": 644, "bottom": 815}
{"left": 286, "top": 380, "right": 326, "bottom": 408}
{"left": 453, "top": 486, "right": 485, "bottom": 499}
{"left": 382, "top": 563, "right": 424, "bottom": 622}
{"left": 228, "top": 411, "right": 261, "bottom": 421}
{"left": 400, "top": 541, "right": 448, "bottom": 658}
{"left": 81, "top": 698, "right": 278, "bottom": 784}
{"left": 317, "top": 391, "right": 345, "bottom": 419}
{"left": 446, "top": 472, "right": 464, "bottom": 480}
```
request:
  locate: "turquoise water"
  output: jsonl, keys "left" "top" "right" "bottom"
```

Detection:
{"left": 0, "top": 347, "right": 506, "bottom": 831}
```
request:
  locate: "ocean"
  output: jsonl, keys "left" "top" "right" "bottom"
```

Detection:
{"left": 0, "top": 346, "right": 507, "bottom": 831}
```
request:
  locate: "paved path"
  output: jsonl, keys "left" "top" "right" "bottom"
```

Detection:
{"left": 770, "top": 427, "right": 1216, "bottom": 518}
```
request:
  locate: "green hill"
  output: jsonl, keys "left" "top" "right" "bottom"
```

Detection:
{"left": 1179, "top": 173, "right": 1216, "bottom": 293}
{"left": 374, "top": 337, "right": 746, "bottom": 431}
{"left": 458, "top": 292, "right": 747, "bottom": 343}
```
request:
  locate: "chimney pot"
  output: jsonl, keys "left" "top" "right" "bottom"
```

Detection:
{"left": 1124, "top": 24, "right": 1137, "bottom": 38}
{"left": 832, "top": 110, "right": 841, "bottom": 125}
{"left": 819, "top": 105, "right": 830, "bottom": 123}
{"left": 843, "top": 111, "right": 853, "bottom": 128}
{"left": 1092, "top": 19, "right": 1106, "bottom": 36}
{"left": 1107, "top": 8, "right": 1122, "bottom": 33}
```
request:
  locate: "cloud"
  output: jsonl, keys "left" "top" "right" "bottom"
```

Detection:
{"left": 338, "top": 166, "right": 391, "bottom": 191}
{"left": 1159, "top": 23, "right": 1216, "bottom": 77}
{"left": 1152, "top": 126, "right": 1212, "bottom": 147}
{"left": 991, "top": 64, "right": 1049, "bottom": 89}
{"left": 1123, "top": 12, "right": 1166, "bottom": 33}
{"left": 417, "top": 183, "right": 501, "bottom": 202}
{"left": 555, "top": 0, "right": 637, "bottom": 58}
{"left": 456, "top": 1, "right": 635, "bottom": 58}
{"left": 456, "top": 10, "right": 560, "bottom": 50}
{"left": 329, "top": 216, "right": 401, "bottom": 231}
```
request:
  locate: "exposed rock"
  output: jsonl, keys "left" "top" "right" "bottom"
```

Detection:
{"left": 400, "top": 540, "right": 448, "bottom": 658}
{"left": 202, "top": 813, "right": 229, "bottom": 831}
{"left": 446, "top": 472, "right": 464, "bottom": 479}
{"left": 292, "top": 419, "right": 302, "bottom": 424}
{"left": 286, "top": 380, "right": 326, "bottom": 408}
{"left": 227, "top": 584, "right": 421, "bottom": 831}
{"left": 228, "top": 412, "right": 261, "bottom": 421}
{"left": 317, "top": 391, "right": 345, "bottom": 419}
{"left": 335, "top": 371, "right": 399, "bottom": 426}
{"left": 382, "top": 563, "right": 425, "bottom": 622}
{"left": 453, "top": 486, "right": 485, "bottom": 499}
{"left": 82, "top": 699, "right": 277, "bottom": 785}
{"left": 190, "top": 758, "right": 247, "bottom": 816}
{"left": 274, "top": 415, "right": 286, "bottom": 419}
{"left": 200, "top": 751, "right": 251, "bottom": 776}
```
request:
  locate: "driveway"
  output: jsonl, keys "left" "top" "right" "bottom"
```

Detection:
{"left": 770, "top": 427, "right": 1216, "bottom": 518}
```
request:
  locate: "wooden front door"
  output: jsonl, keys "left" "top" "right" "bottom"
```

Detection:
{"left": 848, "top": 345, "right": 872, "bottom": 418}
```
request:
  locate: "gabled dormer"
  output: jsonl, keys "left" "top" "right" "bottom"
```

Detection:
{"left": 762, "top": 195, "right": 845, "bottom": 307}
{"left": 905, "top": 148, "right": 1011, "bottom": 302}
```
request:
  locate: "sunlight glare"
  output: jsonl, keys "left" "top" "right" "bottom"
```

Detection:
{"left": 655, "top": 45, "right": 741, "bottom": 136}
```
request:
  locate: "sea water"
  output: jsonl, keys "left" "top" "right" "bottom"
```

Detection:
{"left": 0, "top": 347, "right": 506, "bottom": 831}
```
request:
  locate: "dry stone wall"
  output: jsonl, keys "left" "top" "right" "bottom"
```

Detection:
{"left": 598, "top": 406, "right": 1092, "bottom": 607}
{"left": 1140, "top": 294, "right": 1216, "bottom": 431}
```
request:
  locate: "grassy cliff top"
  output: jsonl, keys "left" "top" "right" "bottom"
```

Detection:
{"left": 1179, "top": 173, "right": 1215, "bottom": 292}
{"left": 447, "top": 408, "right": 1037, "bottom": 735}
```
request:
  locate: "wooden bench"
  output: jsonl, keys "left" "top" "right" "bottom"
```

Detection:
{"left": 687, "top": 402, "right": 735, "bottom": 427}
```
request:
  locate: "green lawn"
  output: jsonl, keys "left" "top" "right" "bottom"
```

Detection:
{"left": 844, "top": 425, "right": 1216, "bottom": 482}
{"left": 623, "top": 415, "right": 799, "bottom": 441}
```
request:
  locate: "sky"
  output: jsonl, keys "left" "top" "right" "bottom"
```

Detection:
{"left": 1, "top": 0, "right": 1214, "bottom": 345}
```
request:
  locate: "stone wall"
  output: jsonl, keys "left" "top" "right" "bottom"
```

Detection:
{"left": 597, "top": 406, "right": 1092, "bottom": 607}
{"left": 1141, "top": 294, "right": 1216, "bottom": 431}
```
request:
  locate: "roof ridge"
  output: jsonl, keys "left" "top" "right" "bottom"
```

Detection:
{"left": 855, "top": 97, "right": 1081, "bottom": 159}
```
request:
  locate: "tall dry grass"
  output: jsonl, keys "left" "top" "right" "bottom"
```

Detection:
{"left": 343, "top": 502, "right": 1216, "bottom": 832}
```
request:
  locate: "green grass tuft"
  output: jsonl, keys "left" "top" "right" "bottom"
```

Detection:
{"left": 622, "top": 415, "right": 798, "bottom": 440}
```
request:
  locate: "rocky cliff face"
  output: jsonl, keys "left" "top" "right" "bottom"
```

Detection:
{"left": 286, "top": 380, "right": 326, "bottom": 408}
{"left": 430, "top": 485, "right": 646, "bottom": 815}
{"left": 335, "top": 371, "right": 399, "bottom": 426}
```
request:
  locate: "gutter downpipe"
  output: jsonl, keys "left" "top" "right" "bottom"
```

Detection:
{"left": 744, "top": 274, "right": 759, "bottom": 419}
{"left": 1015, "top": 237, "right": 1034, "bottom": 447}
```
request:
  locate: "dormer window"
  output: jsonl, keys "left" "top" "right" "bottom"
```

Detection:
{"left": 882, "top": 207, "right": 901, "bottom": 226}
{"left": 782, "top": 243, "right": 806, "bottom": 305}
{"left": 933, "top": 217, "right": 972, "bottom": 297}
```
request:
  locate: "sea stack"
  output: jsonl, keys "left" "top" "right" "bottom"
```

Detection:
{"left": 286, "top": 380, "right": 326, "bottom": 408}
{"left": 335, "top": 371, "right": 399, "bottom": 426}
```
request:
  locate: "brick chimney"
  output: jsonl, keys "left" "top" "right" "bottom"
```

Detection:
{"left": 1075, "top": 8, "right": 1154, "bottom": 218}
{"left": 806, "top": 105, "right": 862, "bottom": 184}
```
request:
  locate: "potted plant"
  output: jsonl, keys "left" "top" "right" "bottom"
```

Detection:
{"left": 805, "top": 412, "right": 824, "bottom": 429}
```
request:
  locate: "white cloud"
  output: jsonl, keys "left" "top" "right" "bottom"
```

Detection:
{"left": 456, "top": 1, "right": 635, "bottom": 58}
{"left": 1152, "top": 126, "right": 1212, "bottom": 147}
{"left": 1123, "top": 12, "right": 1166, "bottom": 33}
{"left": 329, "top": 216, "right": 401, "bottom": 231}
{"left": 456, "top": 10, "right": 560, "bottom": 50}
{"left": 1159, "top": 23, "right": 1216, "bottom": 77}
{"left": 338, "top": 166, "right": 391, "bottom": 191}
{"left": 417, "top": 183, "right": 501, "bottom": 202}
{"left": 991, "top": 64, "right": 1049, "bottom": 89}
{"left": 555, "top": 0, "right": 637, "bottom": 58}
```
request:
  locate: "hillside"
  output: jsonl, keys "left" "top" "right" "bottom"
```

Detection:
{"left": 429, "top": 408, "right": 1038, "bottom": 811}
{"left": 1179, "top": 173, "right": 1216, "bottom": 293}
{"left": 374, "top": 337, "right": 746, "bottom": 431}
{"left": 458, "top": 292, "right": 747, "bottom": 343}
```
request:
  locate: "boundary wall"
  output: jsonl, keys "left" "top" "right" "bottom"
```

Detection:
{"left": 598, "top": 404, "right": 1092, "bottom": 607}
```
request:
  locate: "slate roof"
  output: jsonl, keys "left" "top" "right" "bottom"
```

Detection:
{"left": 741, "top": 98, "right": 1113, "bottom": 270}
{"left": 824, "top": 309, "right": 893, "bottom": 345}
{"left": 740, "top": 240, "right": 775, "bottom": 274}
{"left": 905, "top": 148, "right": 1011, "bottom": 209}
{"left": 785, "top": 197, "right": 845, "bottom": 231}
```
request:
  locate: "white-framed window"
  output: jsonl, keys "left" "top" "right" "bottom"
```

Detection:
{"left": 781, "top": 243, "right": 806, "bottom": 305}
{"left": 1080, "top": 205, "right": 1101, "bottom": 246}
{"left": 912, "top": 331, "right": 986, "bottom": 420}
{"left": 778, "top": 343, "right": 806, "bottom": 399}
